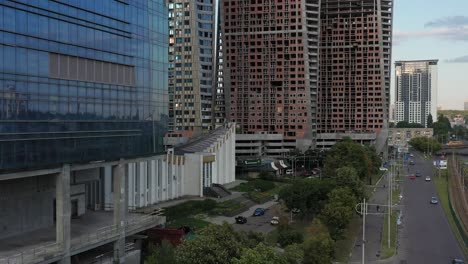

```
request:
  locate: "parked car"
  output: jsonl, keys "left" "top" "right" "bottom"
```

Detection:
{"left": 409, "top": 160, "right": 415, "bottom": 165}
{"left": 292, "top": 208, "right": 301, "bottom": 214}
{"left": 425, "top": 176, "right": 431, "bottom": 181}
{"left": 253, "top": 208, "right": 266, "bottom": 216}
{"left": 270, "top": 216, "right": 280, "bottom": 225}
{"left": 452, "top": 258, "right": 465, "bottom": 264}
{"left": 235, "top": 216, "right": 247, "bottom": 224}
{"left": 415, "top": 172, "right": 422, "bottom": 177}
{"left": 409, "top": 175, "right": 416, "bottom": 180}
{"left": 409, "top": 153, "right": 414, "bottom": 157}
{"left": 430, "top": 197, "right": 439, "bottom": 204}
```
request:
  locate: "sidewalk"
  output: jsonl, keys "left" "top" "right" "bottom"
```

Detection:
{"left": 350, "top": 173, "right": 389, "bottom": 263}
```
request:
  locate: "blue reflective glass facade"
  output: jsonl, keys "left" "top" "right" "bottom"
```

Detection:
{"left": 0, "top": 0, "right": 169, "bottom": 171}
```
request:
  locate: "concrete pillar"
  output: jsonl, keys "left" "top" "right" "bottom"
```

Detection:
{"left": 56, "top": 164, "right": 71, "bottom": 264}
{"left": 113, "top": 161, "right": 127, "bottom": 263}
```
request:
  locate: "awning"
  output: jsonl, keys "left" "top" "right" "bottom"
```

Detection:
{"left": 271, "top": 162, "right": 279, "bottom": 171}
{"left": 279, "top": 160, "right": 288, "bottom": 169}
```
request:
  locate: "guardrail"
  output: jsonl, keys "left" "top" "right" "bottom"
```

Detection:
{"left": 0, "top": 214, "right": 164, "bottom": 264}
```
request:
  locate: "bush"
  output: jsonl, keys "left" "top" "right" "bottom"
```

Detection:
{"left": 252, "top": 179, "right": 276, "bottom": 192}
{"left": 277, "top": 226, "right": 304, "bottom": 248}
{"left": 164, "top": 199, "right": 217, "bottom": 220}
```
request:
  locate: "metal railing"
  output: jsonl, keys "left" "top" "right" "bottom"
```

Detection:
{"left": 0, "top": 214, "right": 164, "bottom": 264}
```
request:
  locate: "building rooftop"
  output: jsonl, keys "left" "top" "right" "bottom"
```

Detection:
{"left": 174, "top": 123, "right": 233, "bottom": 155}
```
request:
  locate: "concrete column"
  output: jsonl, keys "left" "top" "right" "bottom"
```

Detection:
{"left": 113, "top": 161, "right": 127, "bottom": 263}
{"left": 56, "top": 164, "right": 71, "bottom": 264}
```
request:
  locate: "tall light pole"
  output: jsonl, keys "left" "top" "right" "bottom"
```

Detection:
{"left": 361, "top": 198, "right": 366, "bottom": 264}
{"left": 388, "top": 159, "right": 392, "bottom": 248}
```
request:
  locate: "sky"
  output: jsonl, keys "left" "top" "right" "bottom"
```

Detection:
{"left": 392, "top": 0, "right": 468, "bottom": 110}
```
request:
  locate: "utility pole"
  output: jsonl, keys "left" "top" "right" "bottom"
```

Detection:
{"left": 388, "top": 157, "right": 392, "bottom": 248}
{"left": 362, "top": 198, "right": 366, "bottom": 264}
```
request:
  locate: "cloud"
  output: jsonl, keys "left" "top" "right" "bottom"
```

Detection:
{"left": 394, "top": 16, "right": 468, "bottom": 44}
{"left": 393, "top": 25, "right": 468, "bottom": 43}
{"left": 425, "top": 16, "right": 468, "bottom": 28}
{"left": 445, "top": 55, "right": 468, "bottom": 63}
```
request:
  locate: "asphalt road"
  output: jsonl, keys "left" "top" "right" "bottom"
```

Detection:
{"left": 232, "top": 205, "right": 279, "bottom": 233}
{"left": 396, "top": 152, "right": 466, "bottom": 264}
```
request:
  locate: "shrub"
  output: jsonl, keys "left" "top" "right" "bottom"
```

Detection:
{"left": 252, "top": 179, "right": 275, "bottom": 192}
{"left": 277, "top": 226, "right": 304, "bottom": 248}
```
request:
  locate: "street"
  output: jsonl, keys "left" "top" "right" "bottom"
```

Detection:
{"left": 396, "top": 152, "right": 466, "bottom": 264}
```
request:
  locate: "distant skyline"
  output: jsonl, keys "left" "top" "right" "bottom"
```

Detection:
{"left": 392, "top": 0, "right": 468, "bottom": 110}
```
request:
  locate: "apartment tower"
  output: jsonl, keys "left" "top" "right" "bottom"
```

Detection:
{"left": 168, "top": 0, "right": 222, "bottom": 137}
{"left": 223, "top": 0, "right": 320, "bottom": 157}
{"left": 395, "top": 60, "right": 438, "bottom": 127}
{"left": 317, "top": 0, "right": 393, "bottom": 148}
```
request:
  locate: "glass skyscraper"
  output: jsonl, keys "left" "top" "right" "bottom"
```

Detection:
{"left": 0, "top": 0, "right": 169, "bottom": 171}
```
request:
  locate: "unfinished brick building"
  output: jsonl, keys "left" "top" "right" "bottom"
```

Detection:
{"left": 223, "top": 0, "right": 320, "bottom": 155}
{"left": 317, "top": 0, "right": 393, "bottom": 148}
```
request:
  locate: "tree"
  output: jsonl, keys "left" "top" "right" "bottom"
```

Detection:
{"left": 145, "top": 240, "right": 177, "bottom": 264}
{"left": 323, "top": 138, "right": 380, "bottom": 184}
{"left": 175, "top": 223, "right": 245, "bottom": 264}
{"left": 279, "top": 178, "right": 334, "bottom": 216}
{"left": 233, "top": 243, "right": 288, "bottom": 264}
{"left": 332, "top": 166, "right": 365, "bottom": 200}
{"left": 283, "top": 244, "right": 304, "bottom": 264}
{"left": 303, "top": 219, "right": 335, "bottom": 264}
{"left": 396, "top": 121, "right": 424, "bottom": 128}
{"left": 277, "top": 226, "right": 304, "bottom": 248}
{"left": 408, "top": 136, "right": 441, "bottom": 153}
{"left": 427, "top": 114, "right": 434, "bottom": 128}
{"left": 319, "top": 188, "right": 357, "bottom": 239}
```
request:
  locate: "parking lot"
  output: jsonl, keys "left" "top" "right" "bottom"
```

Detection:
{"left": 232, "top": 204, "right": 283, "bottom": 233}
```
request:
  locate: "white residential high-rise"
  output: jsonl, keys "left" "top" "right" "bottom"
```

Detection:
{"left": 395, "top": 60, "right": 438, "bottom": 127}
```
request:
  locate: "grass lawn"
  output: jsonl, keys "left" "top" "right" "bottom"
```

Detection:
{"left": 165, "top": 217, "right": 211, "bottom": 231}
{"left": 433, "top": 173, "right": 468, "bottom": 257}
{"left": 209, "top": 200, "right": 245, "bottom": 216}
{"left": 334, "top": 216, "right": 362, "bottom": 262}
{"left": 380, "top": 210, "right": 398, "bottom": 259}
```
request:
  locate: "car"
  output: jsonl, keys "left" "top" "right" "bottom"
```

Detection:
{"left": 292, "top": 208, "right": 301, "bottom": 214}
{"left": 270, "top": 216, "right": 280, "bottom": 225}
{"left": 415, "top": 172, "right": 422, "bottom": 177}
{"left": 409, "top": 175, "right": 416, "bottom": 180}
{"left": 235, "top": 216, "right": 247, "bottom": 224}
{"left": 379, "top": 167, "right": 388, "bottom": 171}
{"left": 425, "top": 176, "right": 431, "bottom": 181}
{"left": 452, "top": 258, "right": 465, "bottom": 264}
{"left": 430, "top": 197, "right": 439, "bottom": 204}
{"left": 410, "top": 153, "right": 414, "bottom": 157}
{"left": 253, "top": 208, "right": 266, "bottom": 216}
{"left": 409, "top": 160, "right": 415, "bottom": 165}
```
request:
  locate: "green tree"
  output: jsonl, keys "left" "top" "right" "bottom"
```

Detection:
{"left": 277, "top": 226, "right": 304, "bottom": 248}
{"left": 175, "top": 223, "right": 245, "bottom": 264}
{"left": 303, "top": 219, "right": 335, "bottom": 264}
{"left": 279, "top": 178, "right": 334, "bottom": 216}
{"left": 283, "top": 244, "right": 304, "bottom": 264}
{"left": 145, "top": 240, "right": 177, "bottom": 264}
{"left": 323, "top": 138, "right": 380, "bottom": 184}
{"left": 332, "top": 167, "right": 365, "bottom": 200}
{"left": 319, "top": 188, "right": 357, "bottom": 239}
{"left": 427, "top": 114, "right": 434, "bottom": 128}
{"left": 233, "top": 243, "right": 287, "bottom": 264}
{"left": 396, "top": 121, "right": 425, "bottom": 128}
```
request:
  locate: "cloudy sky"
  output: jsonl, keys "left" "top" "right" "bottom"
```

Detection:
{"left": 392, "top": 0, "right": 468, "bottom": 110}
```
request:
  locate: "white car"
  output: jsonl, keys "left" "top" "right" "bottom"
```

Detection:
{"left": 270, "top": 216, "right": 280, "bottom": 225}
{"left": 425, "top": 176, "right": 431, "bottom": 181}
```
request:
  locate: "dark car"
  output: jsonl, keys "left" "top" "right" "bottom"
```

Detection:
{"left": 452, "top": 259, "right": 465, "bottom": 264}
{"left": 415, "top": 172, "right": 422, "bottom": 177}
{"left": 235, "top": 216, "right": 247, "bottom": 224}
{"left": 253, "top": 208, "right": 266, "bottom": 216}
{"left": 409, "top": 160, "right": 415, "bottom": 165}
